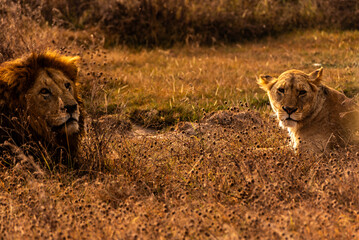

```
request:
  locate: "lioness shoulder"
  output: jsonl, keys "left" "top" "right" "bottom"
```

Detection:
{"left": 258, "top": 67, "right": 359, "bottom": 153}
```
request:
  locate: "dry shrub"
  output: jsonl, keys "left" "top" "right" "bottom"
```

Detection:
{"left": 320, "top": 0, "right": 359, "bottom": 29}
{"left": 0, "top": 0, "right": 60, "bottom": 63}
{"left": 12, "top": 0, "right": 359, "bottom": 47}
{"left": 79, "top": 114, "right": 131, "bottom": 173}
{"left": 100, "top": 0, "right": 320, "bottom": 46}
{"left": 100, "top": 0, "right": 359, "bottom": 47}
{"left": 17, "top": 0, "right": 103, "bottom": 29}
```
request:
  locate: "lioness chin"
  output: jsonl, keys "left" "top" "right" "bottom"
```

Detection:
{"left": 258, "top": 67, "right": 359, "bottom": 153}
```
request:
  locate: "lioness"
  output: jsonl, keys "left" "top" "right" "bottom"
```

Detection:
{"left": 0, "top": 51, "right": 84, "bottom": 160}
{"left": 258, "top": 68, "right": 359, "bottom": 153}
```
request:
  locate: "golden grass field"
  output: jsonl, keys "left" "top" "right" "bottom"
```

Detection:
{"left": 1, "top": 28, "right": 359, "bottom": 239}
{"left": 1, "top": 2, "right": 359, "bottom": 239}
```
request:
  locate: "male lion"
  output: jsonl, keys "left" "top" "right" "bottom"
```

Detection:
{"left": 258, "top": 68, "right": 359, "bottom": 153}
{"left": 0, "top": 51, "right": 84, "bottom": 161}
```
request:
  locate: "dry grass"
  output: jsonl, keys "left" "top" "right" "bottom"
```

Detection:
{"left": 1, "top": 1, "right": 359, "bottom": 239}
{"left": 2, "top": 110, "right": 359, "bottom": 239}
{"left": 84, "top": 30, "right": 359, "bottom": 128}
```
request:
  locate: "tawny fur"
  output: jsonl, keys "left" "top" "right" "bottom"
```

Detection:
{"left": 258, "top": 68, "right": 359, "bottom": 153}
{"left": 0, "top": 51, "right": 84, "bottom": 159}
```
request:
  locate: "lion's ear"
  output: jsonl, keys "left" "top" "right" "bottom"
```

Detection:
{"left": 308, "top": 67, "right": 323, "bottom": 86}
{"left": 67, "top": 56, "right": 80, "bottom": 77}
{"left": 41, "top": 51, "right": 80, "bottom": 82}
{"left": 258, "top": 75, "right": 276, "bottom": 91}
{"left": 68, "top": 56, "right": 80, "bottom": 66}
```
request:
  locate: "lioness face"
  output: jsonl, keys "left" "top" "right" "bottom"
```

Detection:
{"left": 25, "top": 68, "right": 80, "bottom": 137}
{"left": 258, "top": 68, "right": 323, "bottom": 129}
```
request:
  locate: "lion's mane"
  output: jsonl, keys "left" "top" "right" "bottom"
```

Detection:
{"left": 0, "top": 51, "right": 84, "bottom": 160}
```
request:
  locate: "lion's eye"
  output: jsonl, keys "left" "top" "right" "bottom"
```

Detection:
{"left": 299, "top": 90, "right": 307, "bottom": 95}
{"left": 39, "top": 88, "right": 51, "bottom": 95}
{"left": 277, "top": 88, "right": 285, "bottom": 94}
{"left": 65, "top": 82, "right": 71, "bottom": 90}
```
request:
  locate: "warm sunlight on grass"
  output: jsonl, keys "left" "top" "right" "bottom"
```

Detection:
{"left": 1, "top": 1, "right": 359, "bottom": 239}
{"left": 82, "top": 30, "right": 359, "bottom": 128}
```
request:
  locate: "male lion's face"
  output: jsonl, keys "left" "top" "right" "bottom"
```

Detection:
{"left": 25, "top": 68, "right": 80, "bottom": 137}
{"left": 258, "top": 68, "right": 323, "bottom": 128}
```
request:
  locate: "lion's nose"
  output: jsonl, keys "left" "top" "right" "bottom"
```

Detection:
{"left": 64, "top": 104, "right": 78, "bottom": 114}
{"left": 282, "top": 106, "right": 298, "bottom": 115}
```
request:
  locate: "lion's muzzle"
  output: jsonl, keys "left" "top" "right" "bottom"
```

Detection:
{"left": 52, "top": 116, "right": 79, "bottom": 135}
{"left": 64, "top": 103, "right": 78, "bottom": 114}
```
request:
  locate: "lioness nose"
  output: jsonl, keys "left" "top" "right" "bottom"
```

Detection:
{"left": 282, "top": 106, "right": 298, "bottom": 115}
{"left": 64, "top": 104, "right": 78, "bottom": 114}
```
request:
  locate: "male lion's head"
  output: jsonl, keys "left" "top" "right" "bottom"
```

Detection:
{"left": 258, "top": 68, "right": 323, "bottom": 128}
{"left": 0, "top": 51, "right": 84, "bottom": 156}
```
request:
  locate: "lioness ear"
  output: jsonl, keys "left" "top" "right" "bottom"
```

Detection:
{"left": 258, "top": 75, "right": 276, "bottom": 91}
{"left": 308, "top": 67, "right": 323, "bottom": 86}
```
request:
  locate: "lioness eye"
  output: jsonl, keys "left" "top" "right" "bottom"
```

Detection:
{"left": 40, "top": 88, "right": 51, "bottom": 95}
{"left": 278, "top": 88, "right": 285, "bottom": 93}
{"left": 299, "top": 90, "right": 307, "bottom": 95}
{"left": 65, "top": 82, "right": 71, "bottom": 90}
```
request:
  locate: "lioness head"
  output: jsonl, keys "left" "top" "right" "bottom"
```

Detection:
{"left": 258, "top": 68, "right": 323, "bottom": 128}
{"left": 0, "top": 51, "right": 84, "bottom": 156}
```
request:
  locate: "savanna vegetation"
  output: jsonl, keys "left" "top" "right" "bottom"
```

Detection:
{"left": 1, "top": 0, "right": 359, "bottom": 239}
